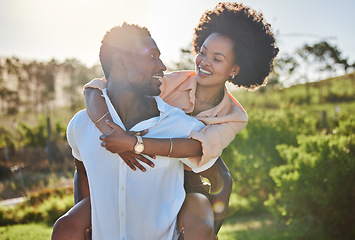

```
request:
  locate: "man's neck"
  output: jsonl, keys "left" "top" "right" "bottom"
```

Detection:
{"left": 107, "top": 82, "right": 160, "bottom": 130}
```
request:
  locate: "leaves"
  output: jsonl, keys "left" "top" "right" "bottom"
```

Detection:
{"left": 267, "top": 114, "right": 355, "bottom": 238}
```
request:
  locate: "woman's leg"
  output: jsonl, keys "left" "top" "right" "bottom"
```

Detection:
{"left": 52, "top": 196, "right": 91, "bottom": 240}
{"left": 180, "top": 157, "right": 232, "bottom": 239}
{"left": 199, "top": 157, "right": 233, "bottom": 233}
{"left": 178, "top": 193, "right": 215, "bottom": 240}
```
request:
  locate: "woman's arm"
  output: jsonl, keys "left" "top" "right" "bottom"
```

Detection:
{"left": 85, "top": 87, "right": 203, "bottom": 168}
{"left": 84, "top": 88, "right": 113, "bottom": 134}
{"left": 189, "top": 105, "right": 248, "bottom": 166}
{"left": 101, "top": 120, "right": 203, "bottom": 159}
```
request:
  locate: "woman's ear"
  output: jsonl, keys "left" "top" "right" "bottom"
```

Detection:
{"left": 113, "top": 53, "right": 125, "bottom": 70}
{"left": 232, "top": 65, "right": 240, "bottom": 77}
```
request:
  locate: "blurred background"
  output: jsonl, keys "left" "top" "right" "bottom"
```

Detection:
{"left": 0, "top": 0, "right": 354, "bottom": 239}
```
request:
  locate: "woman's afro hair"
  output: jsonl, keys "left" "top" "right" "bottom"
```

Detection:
{"left": 193, "top": 2, "right": 279, "bottom": 90}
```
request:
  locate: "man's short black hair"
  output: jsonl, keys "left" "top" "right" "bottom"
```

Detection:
{"left": 99, "top": 23, "right": 151, "bottom": 79}
{"left": 193, "top": 2, "right": 279, "bottom": 90}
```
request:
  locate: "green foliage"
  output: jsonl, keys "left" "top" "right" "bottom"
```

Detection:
{"left": 0, "top": 223, "right": 52, "bottom": 240}
{"left": 0, "top": 57, "right": 102, "bottom": 116}
{"left": 0, "top": 212, "right": 305, "bottom": 240}
{"left": 235, "top": 73, "right": 355, "bottom": 110}
{"left": 0, "top": 127, "right": 17, "bottom": 150}
{"left": 265, "top": 114, "right": 355, "bottom": 239}
{"left": 0, "top": 187, "right": 74, "bottom": 226}
{"left": 168, "top": 46, "right": 195, "bottom": 71}
{"left": 223, "top": 107, "right": 320, "bottom": 214}
{"left": 219, "top": 213, "right": 308, "bottom": 240}
{"left": 16, "top": 115, "right": 67, "bottom": 148}
{"left": 17, "top": 121, "right": 47, "bottom": 148}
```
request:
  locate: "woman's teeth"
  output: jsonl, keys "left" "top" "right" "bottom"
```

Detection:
{"left": 199, "top": 68, "right": 212, "bottom": 75}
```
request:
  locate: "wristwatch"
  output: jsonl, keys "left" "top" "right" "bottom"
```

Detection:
{"left": 134, "top": 135, "right": 144, "bottom": 154}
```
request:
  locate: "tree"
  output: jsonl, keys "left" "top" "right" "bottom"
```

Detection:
{"left": 168, "top": 45, "right": 195, "bottom": 71}
{"left": 298, "top": 41, "right": 352, "bottom": 97}
{"left": 37, "top": 59, "right": 58, "bottom": 115}
{"left": 1, "top": 58, "right": 22, "bottom": 114}
{"left": 272, "top": 54, "right": 299, "bottom": 87}
{"left": 61, "top": 58, "right": 101, "bottom": 111}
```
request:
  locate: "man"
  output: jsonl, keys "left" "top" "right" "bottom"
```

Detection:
{"left": 64, "top": 23, "right": 217, "bottom": 239}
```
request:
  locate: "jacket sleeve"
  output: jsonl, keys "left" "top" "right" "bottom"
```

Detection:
{"left": 159, "top": 71, "right": 195, "bottom": 99}
{"left": 189, "top": 104, "right": 248, "bottom": 166}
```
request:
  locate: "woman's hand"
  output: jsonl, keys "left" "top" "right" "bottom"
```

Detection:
{"left": 118, "top": 151, "right": 155, "bottom": 172}
{"left": 100, "top": 120, "right": 156, "bottom": 172}
{"left": 99, "top": 120, "right": 136, "bottom": 153}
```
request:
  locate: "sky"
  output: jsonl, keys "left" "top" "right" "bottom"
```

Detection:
{"left": 0, "top": 0, "right": 354, "bottom": 69}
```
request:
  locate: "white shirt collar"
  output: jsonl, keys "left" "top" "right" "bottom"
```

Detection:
{"left": 101, "top": 88, "right": 179, "bottom": 131}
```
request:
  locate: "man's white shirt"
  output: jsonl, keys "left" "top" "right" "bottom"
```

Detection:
{"left": 67, "top": 89, "right": 217, "bottom": 240}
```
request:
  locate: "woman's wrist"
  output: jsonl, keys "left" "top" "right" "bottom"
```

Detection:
{"left": 127, "top": 135, "right": 137, "bottom": 152}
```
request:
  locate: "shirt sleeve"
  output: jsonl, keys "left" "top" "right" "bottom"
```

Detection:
{"left": 189, "top": 104, "right": 248, "bottom": 167}
{"left": 180, "top": 156, "right": 219, "bottom": 173}
{"left": 67, "top": 114, "right": 82, "bottom": 161}
{"left": 83, "top": 78, "right": 107, "bottom": 93}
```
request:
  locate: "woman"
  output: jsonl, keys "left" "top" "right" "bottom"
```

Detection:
{"left": 52, "top": 2, "right": 278, "bottom": 240}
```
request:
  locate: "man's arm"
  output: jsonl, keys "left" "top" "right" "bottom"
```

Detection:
{"left": 74, "top": 159, "right": 90, "bottom": 204}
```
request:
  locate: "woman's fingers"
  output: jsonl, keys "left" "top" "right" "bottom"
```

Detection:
{"left": 119, "top": 153, "right": 137, "bottom": 171}
{"left": 105, "top": 120, "right": 121, "bottom": 130}
{"left": 130, "top": 157, "right": 147, "bottom": 172}
{"left": 118, "top": 152, "right": 155, "bottom": 171}
{"left": 145, "top": 154, "right": 156, "bottom": 159}
{"left": 135, "top": 154, "right": 155, "bottom": 168}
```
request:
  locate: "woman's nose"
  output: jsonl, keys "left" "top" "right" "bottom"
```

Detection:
{"left": 201, "top": 56, "right": 211, "bottom": 66}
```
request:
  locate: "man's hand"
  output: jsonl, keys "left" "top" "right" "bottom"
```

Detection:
{"left": 100, "top": 120, "right": 155, "bottom": 172}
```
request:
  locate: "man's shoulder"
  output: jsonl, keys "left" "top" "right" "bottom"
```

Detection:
{"left": 155, "top": 97, "right": 188, "bottom": 117}
{"left": 155, "top": 97, "right": 205, "bottom": 128}
{"left": 67, "top": 109, "right": 91, "bottom": 133}
{"left": 69, "top": 109, "right": 90, "bottom": 123}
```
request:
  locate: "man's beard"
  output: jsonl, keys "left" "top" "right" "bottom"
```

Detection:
{"left": 136, "top": 82, "right": 161, "bottom": 97}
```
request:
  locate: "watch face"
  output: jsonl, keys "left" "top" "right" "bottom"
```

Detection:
{"left": 135, "top": 144, "right": 144, "bottom": 153}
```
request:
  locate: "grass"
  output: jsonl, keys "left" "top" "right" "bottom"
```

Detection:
{"left": 0, "top": 223, "right": 52, "bottom": 240}
{"left": 219, "top": 213, "right": 302, "bottom": 240}
{"left": 0, "top": 212, "right": 302, "bottom": 240}
{"left": 232, "top": 73, "right": 355, "bottom": 113}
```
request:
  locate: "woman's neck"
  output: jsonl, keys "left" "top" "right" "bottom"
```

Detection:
{"left": 193, "top": 83, "right": 225, "bottom": 115}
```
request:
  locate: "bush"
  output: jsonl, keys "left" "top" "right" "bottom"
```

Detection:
{"left": 223, "top": 107, "right": 320, "bottom": 214}
{"left": 17, "top": 116, "right": 67, "bottom": 148}
{"left": 0, "top": 187, "right": 74, "bottom": 226}
{"left": 265, "top": 116, "right": 355, "bottom": 239}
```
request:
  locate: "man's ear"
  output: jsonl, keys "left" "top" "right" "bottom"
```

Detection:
{"left": 113, "top": 53, "right": 125, "bottom": 70}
